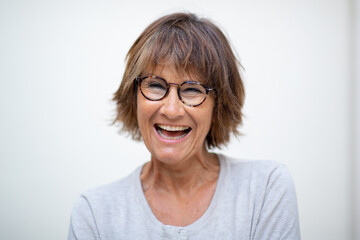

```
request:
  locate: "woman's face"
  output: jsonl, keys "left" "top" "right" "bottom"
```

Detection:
{"left": 137, "top": 65, "right": 215, "bottom": 165}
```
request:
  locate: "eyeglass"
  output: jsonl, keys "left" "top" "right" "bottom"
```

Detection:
{"left": 135, "top": 75, "right": 215, "bottom": 107}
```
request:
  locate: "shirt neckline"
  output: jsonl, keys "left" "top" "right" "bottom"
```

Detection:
{"left": 133, "top": 153, "right": 226, "bottom": 234}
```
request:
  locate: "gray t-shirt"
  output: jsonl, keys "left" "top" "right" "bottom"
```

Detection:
{"left": 68, "top": 154, "right": 300, "bottom": 240}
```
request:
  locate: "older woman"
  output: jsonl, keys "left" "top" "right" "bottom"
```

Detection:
{"left": 68, "top": 13, "right": 300, "bottom": 240}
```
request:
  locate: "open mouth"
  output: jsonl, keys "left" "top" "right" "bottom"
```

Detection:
{"left": 155, "top": 124, "right": 191, "bottom": 140}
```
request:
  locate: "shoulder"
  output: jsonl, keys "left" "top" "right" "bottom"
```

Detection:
{"left": 219, "top": 154, "right": 291, "bottom": 183}
{"left": 218, "top": 154, "right": 297, "bottom": 202}
{"left": 83, "top": 173, "right": 133, "bottom": 200}
{"left": 217, "top": 154, "right": 300, "bottom": 239}
{"left": 72, "top": 166, "right": 142, "bottom": 218}
{"left": 69, "top": 166, "right": 146, "bottom": 239}
{"left": 69, "top": 166, "right": 143, "bottom": 239}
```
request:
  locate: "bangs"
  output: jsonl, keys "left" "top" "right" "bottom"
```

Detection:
{"left": 115, "top": 13, "right": 244, "bottom": 148}
{"left": 135, "top": 22, "right": 219, "bottom": 87}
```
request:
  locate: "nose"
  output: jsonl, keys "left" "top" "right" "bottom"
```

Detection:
{"left": 159, "top": 86, "right": 185, "bottom": 119}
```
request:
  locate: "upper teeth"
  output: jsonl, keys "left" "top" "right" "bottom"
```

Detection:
{"left": 157, "top": 124, "right": 190, "bottom": 131}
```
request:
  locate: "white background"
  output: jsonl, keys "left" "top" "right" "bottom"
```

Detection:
{"left": 0, "top": 0, "right": 359, "bottom": 239}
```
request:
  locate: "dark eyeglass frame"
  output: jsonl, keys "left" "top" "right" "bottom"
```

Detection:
{"left": 135, "top": 75, "right": 215, "bottom": 107}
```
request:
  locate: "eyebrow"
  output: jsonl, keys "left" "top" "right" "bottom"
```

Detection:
{"left": 143, "top": 74, "right": 195, "bottom": 82}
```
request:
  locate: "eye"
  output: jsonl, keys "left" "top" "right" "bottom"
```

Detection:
{"left": 142, "top": 78, "right": 167, "bottom": 91}
{"left": 180, "top": 83, "right": 206, "bottom": 96}
{"left": 148, "top": 82, "right": 166, "bottom": 90}
{"left": 182, "top": 87, "right": 203, "bottom": 93}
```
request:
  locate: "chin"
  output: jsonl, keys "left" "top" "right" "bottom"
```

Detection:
{"left": 151, "top": 151, "right": 184, "bottom": 164}
{"left": 150, "top": 146, "right": 196, "bottom": 165}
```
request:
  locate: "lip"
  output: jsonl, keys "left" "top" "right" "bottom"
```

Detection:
{"left": 153, "top": 123, "right": 192, "bottom": 143}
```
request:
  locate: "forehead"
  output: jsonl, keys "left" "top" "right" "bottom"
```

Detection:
{"left": 144, "top": 62, "right": 201, "bottom": 82}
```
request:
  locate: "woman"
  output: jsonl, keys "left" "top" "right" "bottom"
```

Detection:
{"left": 68, "top": 13, "right": 300, "bottom": 240}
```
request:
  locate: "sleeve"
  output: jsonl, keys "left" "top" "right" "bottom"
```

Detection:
{"left": 68, "top": 195, "right": 101, "bottom": 240}
{"left": 253, "top": 165, "right": 301, "bottom": 240}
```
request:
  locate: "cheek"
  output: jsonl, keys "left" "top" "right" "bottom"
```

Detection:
{"left": 136, "top": 95, "right": 158, "bottom": 135}
{"left": 195, "top": 109, "right": 214, "bottom": 135}
{"left": 137, "top": 91, "right": 148, "bottom": 117}
{"left": 136, "top": 97, "right": 148, "bottom": 131}
{"left": 204, "top": 103, "right": 215, "bottom": 127}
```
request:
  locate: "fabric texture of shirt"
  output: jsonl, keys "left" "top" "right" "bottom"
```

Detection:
{"left": 68, "top": 154, "right": 301, "bottom": 240}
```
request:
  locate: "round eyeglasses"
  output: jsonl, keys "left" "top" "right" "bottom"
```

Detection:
{"left": 135, "top": 76, "right": 215, "bottom": 107}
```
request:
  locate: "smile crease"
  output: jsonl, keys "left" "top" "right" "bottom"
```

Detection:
{"left": 155, "top": 124, "right": 191, "bottom": 140}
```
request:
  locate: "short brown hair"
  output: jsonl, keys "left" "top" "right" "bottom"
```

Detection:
{"left": 113, "top": 12, "right": 245, "bottom": 148}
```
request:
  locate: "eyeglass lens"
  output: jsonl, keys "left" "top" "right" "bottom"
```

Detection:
{"left": 140, "top": 77, "right": 208, "bottom": 106}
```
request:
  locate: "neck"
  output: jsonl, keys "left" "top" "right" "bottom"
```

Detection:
{"left": 140, "top": 151, "right": 219, "bottom": 198}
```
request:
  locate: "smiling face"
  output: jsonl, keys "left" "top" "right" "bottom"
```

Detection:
{"left": 137, "top": 65, "right": 215, "bottom": 165}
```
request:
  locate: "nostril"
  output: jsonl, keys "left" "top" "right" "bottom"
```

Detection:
{"left": 160, "top": 95, "right": 185, "bottom": 119}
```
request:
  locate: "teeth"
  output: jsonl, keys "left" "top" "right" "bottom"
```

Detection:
{"left": 157, "top": 124, "right": 190, "bottom": 131}
{"left": 158, "top": 131, "right": 188, "bottom": 140}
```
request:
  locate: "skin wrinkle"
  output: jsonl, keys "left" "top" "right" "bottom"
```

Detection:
{"left": 141, "top": 152, "right": 218, "bottom": 196}
{"left": 84, "top": 14, "right": 300, "bottom": 238}
{"left": 137, "top": 64, "right": 220, "bottom": 226}
{"left": 140, "top": 154, "right": 219, "bottom": 226}
{"left": 112, "top": 15, "right": 245, "bottom": 225}
{"left": 113, "top": 13, "right": 245, "bottom": 149}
